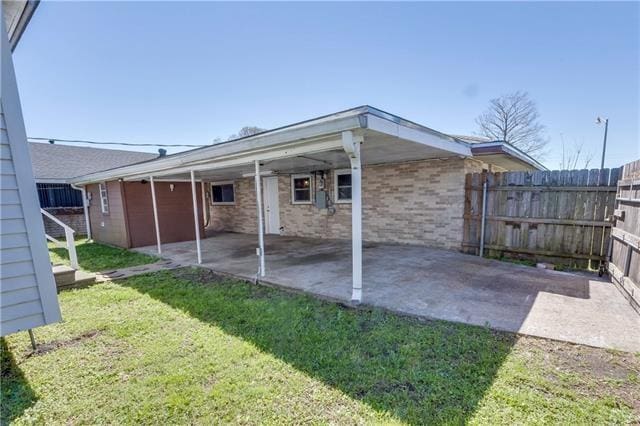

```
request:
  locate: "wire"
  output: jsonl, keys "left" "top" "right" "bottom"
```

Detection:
{"left": 27, "top": 137, "right": 208, "bottom": 148}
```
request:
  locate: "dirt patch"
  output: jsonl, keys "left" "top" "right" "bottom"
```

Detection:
{"left": 28, "top": 330, "right": 101, "bottom": 357}
{"left": 170, "top": 267, "right": 228, "bottom": 285}
{"left": 515, "top": 336, "right": 640, "bottom": 414}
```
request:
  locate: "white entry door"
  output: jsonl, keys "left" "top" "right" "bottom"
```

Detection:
{"left": 263, "top": 176, "right": 280, "bottom": 234}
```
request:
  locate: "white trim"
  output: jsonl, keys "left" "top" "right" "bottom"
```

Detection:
{"left": 290, "top": 173, "right": 314, "bottom": 205}
{"left": 210, "top": 180, "right": 236, "bottom": 205}
{"left": 333, "top": 168, "right": 352, "bottom": 204}
{"left": 98, "top": 182, "right": 109, "bottom": 214}
{"left": 190, "top": 171, "right": 202, "bottom": 264}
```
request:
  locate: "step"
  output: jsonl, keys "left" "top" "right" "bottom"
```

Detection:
{"left": 52, "top": 265, "right": 76, "bottom": 286}
{"left": 52, "top": 265, "right": 97, "bottom": 290}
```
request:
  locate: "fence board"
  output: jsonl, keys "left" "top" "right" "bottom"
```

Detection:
{"left": 608, "top": 160, "right": 640, "bottom": 313}
{"left": 463, "top": 167, "right": 619, "bottom": 268}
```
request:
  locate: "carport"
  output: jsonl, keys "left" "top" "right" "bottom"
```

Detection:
{"left": 134, "top": 231, "right": 640, "bottom": 352}
{"left": 72, "top": 107, "right": 476, "bottom": 303}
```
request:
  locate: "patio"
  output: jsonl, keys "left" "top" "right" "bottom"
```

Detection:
{"left": 135, "top": 232, "right": 640, "bottom": 352}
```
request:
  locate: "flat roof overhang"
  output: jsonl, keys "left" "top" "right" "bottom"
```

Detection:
{"left": 470, "top": 142, "right": 547, "bottom": 171}
{"left": 71, "top": 106, "right": 473, "bottom": 184}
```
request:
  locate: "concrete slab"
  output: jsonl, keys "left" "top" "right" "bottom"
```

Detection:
{"left": 134, "top": 232, "right": 640, "bottom": 353}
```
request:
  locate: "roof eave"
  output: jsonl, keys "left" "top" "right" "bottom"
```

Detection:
{"left": 3, "top": 0, "right": 39, "bottom": 51}
{"left": 70, "top": 107, "right": 477, "bottom": 185}
{"left": 470, "top": 142, "right": 547, "bottom": 171}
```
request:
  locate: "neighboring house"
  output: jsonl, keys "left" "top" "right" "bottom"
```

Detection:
{"left": 1, "top": 1, "right": 61, "bottom": 337}
{"left": 30, "top": 142, "right": 156, "bottom": 237}
{"left": 71, "top": 106, "right": 544, "bottom": 302}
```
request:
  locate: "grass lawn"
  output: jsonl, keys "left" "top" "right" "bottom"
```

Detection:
{"left": 48, "top": 239, "right": 157, "bottom": 272}
{"left": 2, "top": 268, "right": 639, "bottom": 424}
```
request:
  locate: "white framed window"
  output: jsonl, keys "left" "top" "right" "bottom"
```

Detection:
{"left": 99, "top": 182, "right": 109, "bottom": 214}
{"left": 211, "top": 181, "right": 235, "bottom": 205}
{"left": 334, "top": 169, "right": 352, "bottom": 203}
{"left": 291, "top": 174, "right": 313, "bottom": 204}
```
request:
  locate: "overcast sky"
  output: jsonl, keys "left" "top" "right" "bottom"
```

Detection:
{"left": 12, "top": 1, "right": 639, "bottom": 169}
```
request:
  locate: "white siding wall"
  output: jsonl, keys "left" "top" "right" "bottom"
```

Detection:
{"left": 1, "top": 15, "right": 61, "bottom": 336}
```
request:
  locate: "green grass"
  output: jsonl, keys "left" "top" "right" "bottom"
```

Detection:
{"left": 2, "top": 269, "right": 638, "bottom": 424}
{"left": 48, "top": 239, "right": 157, "bottom": 272}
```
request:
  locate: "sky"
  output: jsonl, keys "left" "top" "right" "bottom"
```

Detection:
{"left": 12, "top": 1, "right": 640, "bottom": 169}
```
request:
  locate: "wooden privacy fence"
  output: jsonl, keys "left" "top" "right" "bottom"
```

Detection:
{"left": 608, "top": 159, "right": 640, "bottom": 313}
{"left": 463, "top": 167, "right": 621, "bottom": 267}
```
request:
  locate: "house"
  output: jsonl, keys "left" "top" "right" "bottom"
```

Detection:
{"left": 70, "top": 106, "right": 544, "bottom": 302}
{"left": 30, "top": 142, "right": 156, "bottom": 237}
{"left": 1, "top": 0, "right": 61, "bottom": 337}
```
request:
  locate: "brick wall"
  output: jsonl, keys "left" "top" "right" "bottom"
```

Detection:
{"left": 42, "top": 207, "right": 87, "bottom": 238}
{"left": 208, "top": 158, "right": 486, "bottom": 250}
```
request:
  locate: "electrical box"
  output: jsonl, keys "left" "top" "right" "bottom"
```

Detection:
{"left": 315, "top": 190, "right": 327, "bottom": 209}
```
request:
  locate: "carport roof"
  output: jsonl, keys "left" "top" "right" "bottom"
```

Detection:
{"left": 71, "top": 105, "right": 544, "bottom": 184}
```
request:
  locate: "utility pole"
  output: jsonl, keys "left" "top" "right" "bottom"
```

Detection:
{"left": 596, "top": 117, "right": 609, "bottom": 169}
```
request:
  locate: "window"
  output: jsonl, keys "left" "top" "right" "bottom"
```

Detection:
{"left": 36, "top": 183, "right": 83, "bottom": 208}
{"left": 291, "top": 174, "right": 312, "bottom": 204}
{"left": 99, "top": 182, "right": 109, "bottom": 214}
{"left": 334, "top": 170, "right": 352, "bottom": 203}
{"left": 211, "top": 182, "right": 235, "bottom": 204}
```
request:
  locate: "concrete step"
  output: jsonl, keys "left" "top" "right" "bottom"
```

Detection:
{"left": 52, "top": 265, "right": 76, "bottom": 286}
{"left": 53, "top": 265, "right": 97, "bottom": 290}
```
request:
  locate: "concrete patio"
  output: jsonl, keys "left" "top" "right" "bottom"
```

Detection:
{"left": 135, "top": 232, "right": 640, "bottom": 352}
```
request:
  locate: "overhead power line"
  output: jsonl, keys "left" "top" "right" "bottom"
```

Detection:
{"left": 28, "top": 137, "right": 208, "bottom": 148}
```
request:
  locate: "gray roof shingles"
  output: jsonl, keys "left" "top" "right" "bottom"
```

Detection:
{"left": 29, "top": 142, "right": 158, "bottom": 181}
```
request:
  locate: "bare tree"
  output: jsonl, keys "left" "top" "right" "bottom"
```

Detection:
{"left": 212, "top": 126, "right": 267, "bottom": 144}
{"left": 475, "top": 91, "right": 548, "bottom": 158}
{"left": 227, "top": 126, "right": 266, "bottom": 140}
{"left": 559, "top": 135, "right": 594, "bottom": 170}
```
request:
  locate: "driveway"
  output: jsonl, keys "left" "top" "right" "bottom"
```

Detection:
{"left": 135, "top": 232, "right": 640, "bottom": 352}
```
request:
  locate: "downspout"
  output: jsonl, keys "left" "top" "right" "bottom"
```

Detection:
{"left": 71, "top": 183, "right": 91, "bottom": 240}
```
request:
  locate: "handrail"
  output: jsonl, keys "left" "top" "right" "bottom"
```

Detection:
{"left": 41, "top": 208, "right": 78, "bottom": 269}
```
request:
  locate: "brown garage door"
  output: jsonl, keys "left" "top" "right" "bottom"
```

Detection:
{"left": 123, "top": 181, "right": 204, "bottom": 248}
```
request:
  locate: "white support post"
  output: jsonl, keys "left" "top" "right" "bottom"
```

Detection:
{"left": 149, "top": 176, "right": 162, "bottom": 255}
{"left": 190, "top": 170, "right": 202, "bottom": 264}
{"left": 80, "top": 186, "right": 91, "bottom": 240}
{"left": 255, "top": 160, "right": 266, "bottom": 277}
{"left": 65, "top": 226, "right": 79, "bottom": 270}
{"left": 342, "top": 131, "right": 363, "bottom": 303}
